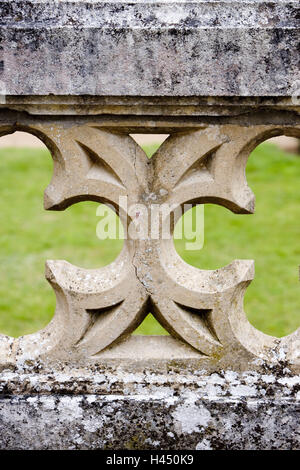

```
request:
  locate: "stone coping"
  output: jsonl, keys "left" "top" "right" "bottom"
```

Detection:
{"left": 0, "top": 0, "right": 299, "bottom": 96}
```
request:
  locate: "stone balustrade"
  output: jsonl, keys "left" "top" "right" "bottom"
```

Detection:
{"left": 0, "top": 0, "right": 299, "bottom": 450}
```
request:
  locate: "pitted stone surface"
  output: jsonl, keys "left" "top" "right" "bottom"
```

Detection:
{"left": 0, "top": 364, "right": 299, "bottom": 450}
{"left": 0, "top": 117, "right": 299, "bottom": 372}
{"left": 0, "top": 0, "right": 299, "bottom": 451}
{"left": 0, "top": 0, "right": 299, "bottom": 96}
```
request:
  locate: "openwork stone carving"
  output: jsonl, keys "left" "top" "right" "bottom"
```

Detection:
{"left": 0, "top": 121, "right": 298, "bottom": 371}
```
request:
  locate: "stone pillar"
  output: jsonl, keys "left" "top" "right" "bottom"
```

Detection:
{"left": 0, "top": 0, "right": 299, "bottom": 449}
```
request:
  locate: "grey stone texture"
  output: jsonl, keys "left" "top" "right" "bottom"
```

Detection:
{"left": 0, "top": 364, "right": 299, "bottom": 450}
{"left": 0, "top": 0, "right": 299, "bottom": 451}
{"left": 0, "top": 0, "right": 299, "bottom": 97}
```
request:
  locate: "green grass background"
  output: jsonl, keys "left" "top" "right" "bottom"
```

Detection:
{"left": 0, "top": 141, "right": 299, "bottom": 338}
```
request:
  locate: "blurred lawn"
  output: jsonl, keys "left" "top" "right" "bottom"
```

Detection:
{"left": 0, "top": 141, "right": 299, "bottom": 338}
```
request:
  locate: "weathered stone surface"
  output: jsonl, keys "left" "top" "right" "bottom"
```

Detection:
{"left": 0, "top": 101, "right": 299, "bottom": 450}
{"left": 0, "top": 395, "right": 298, "bottom": 450}
{"left": 0, "top": 0, "right": 299, "bottom": 451}
{"left": 0, "top": 0, "right": 299, "bottom": 97}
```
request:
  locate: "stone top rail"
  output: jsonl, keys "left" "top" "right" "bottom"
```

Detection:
{"left": 0, "top": 0, "right": 299, "bottom": 96}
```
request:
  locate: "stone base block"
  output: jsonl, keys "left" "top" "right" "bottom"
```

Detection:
{"left": 0, "top": 366, "right": 299, "bottom": 450}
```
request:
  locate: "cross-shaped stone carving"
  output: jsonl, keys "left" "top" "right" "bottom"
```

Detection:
{"left": 0, "top": 122, "right": 299, "bottom": 368}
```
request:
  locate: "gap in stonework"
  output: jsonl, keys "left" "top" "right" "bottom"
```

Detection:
{"left": 130, "top": 134, "right": 169, "bottom": 158}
